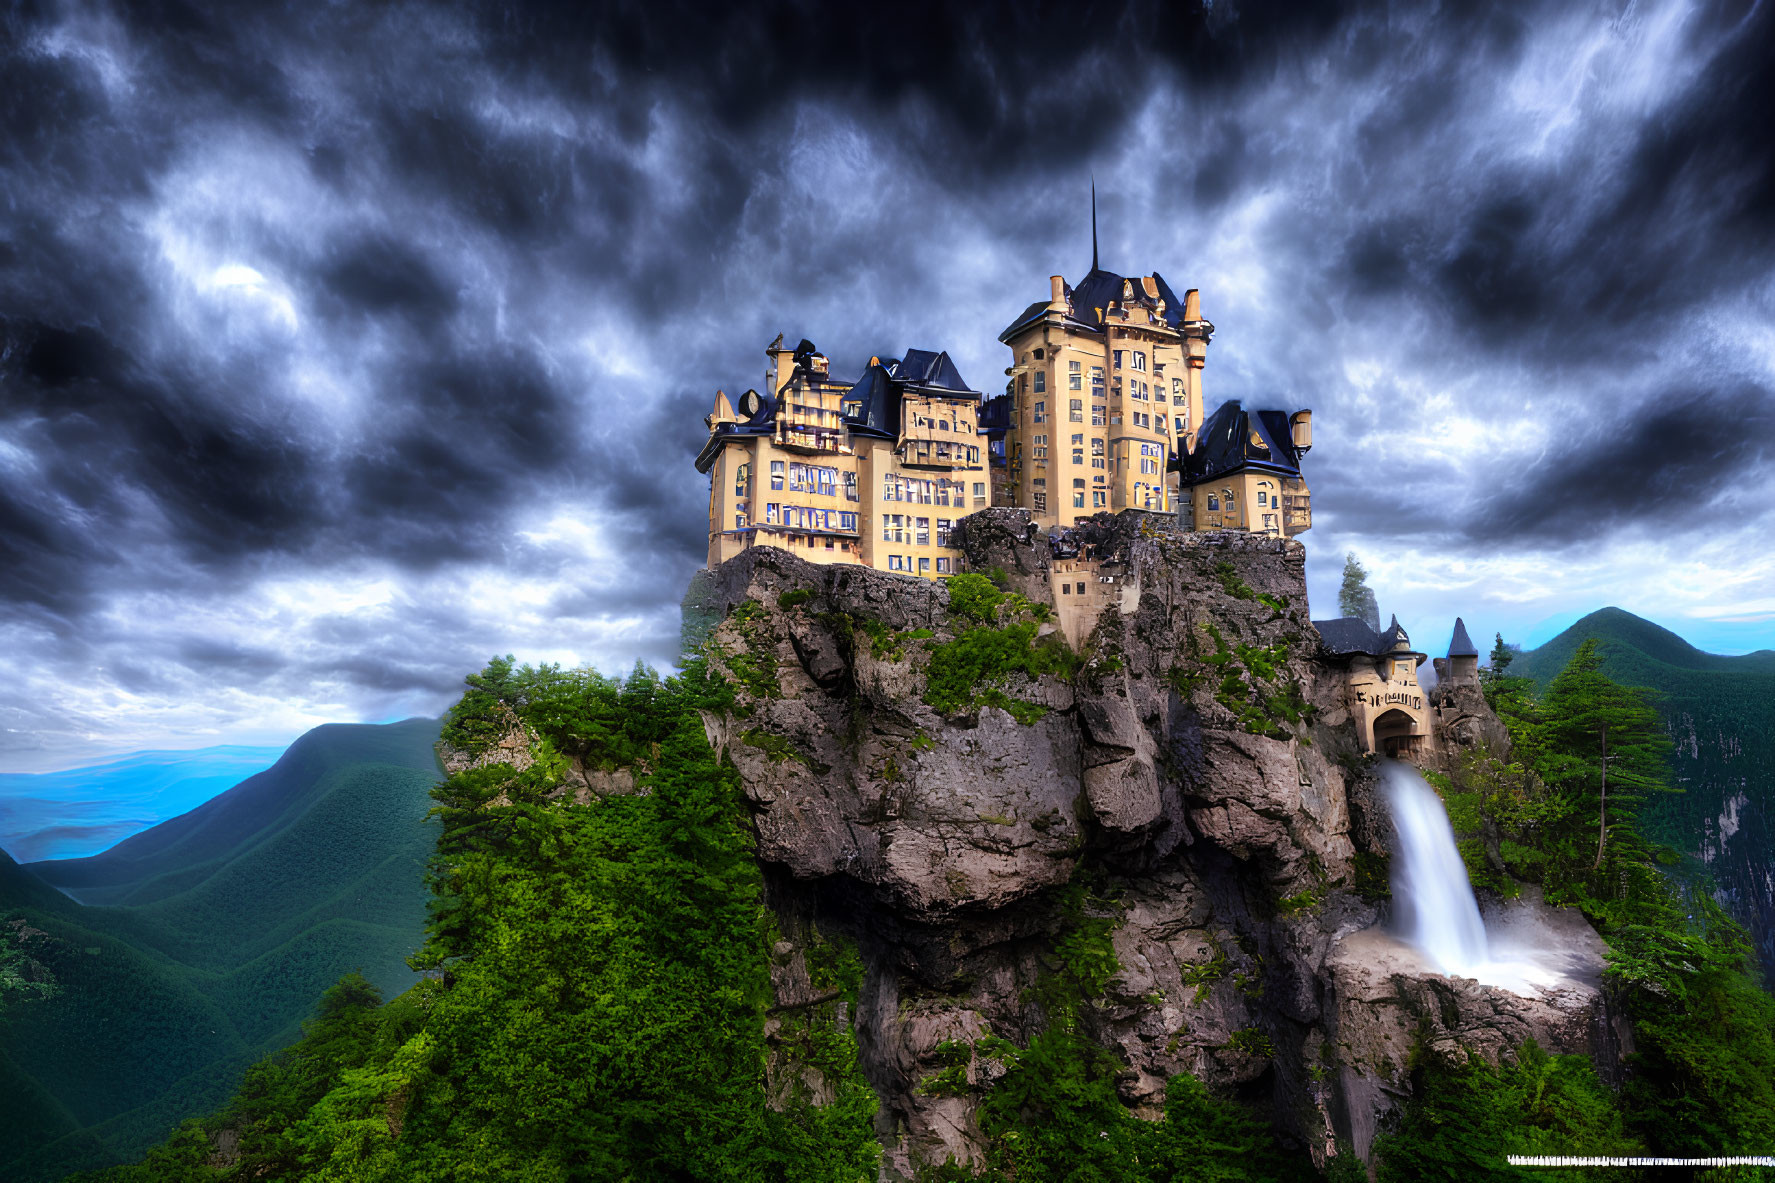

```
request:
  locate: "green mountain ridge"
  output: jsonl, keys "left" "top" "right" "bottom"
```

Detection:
{"left": 1512, "top": 607, "right": 1775, "bottom": 984}
{"left": 0, "top": 718, "right": 443, "bottom": 1182}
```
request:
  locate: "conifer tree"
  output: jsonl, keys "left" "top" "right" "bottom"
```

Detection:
{"left": 1337, "top": 552, "right": 1381, "bottom": 631}
{"left": 1539, "top": 639, "right": 1673, "bottom": 872}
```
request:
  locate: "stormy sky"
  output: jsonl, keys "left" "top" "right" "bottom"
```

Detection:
{"left": 3, "top": 0, "right": 1773, "bottom": 769}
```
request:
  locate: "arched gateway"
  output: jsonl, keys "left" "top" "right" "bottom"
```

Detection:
{"left": 1311, "top": 615, "right": 1433, "bottom": 758}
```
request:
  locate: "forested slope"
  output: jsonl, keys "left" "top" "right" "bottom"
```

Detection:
{"left": 0, "top": 718, "right": 441, "bottom": 1182}
{"left": 1513, "top": 608, "right": 1775, "bottom": 981}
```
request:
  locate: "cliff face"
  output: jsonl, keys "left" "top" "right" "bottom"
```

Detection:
{"left": 691, "top": 512, "right": 1617, "bottom": 1176}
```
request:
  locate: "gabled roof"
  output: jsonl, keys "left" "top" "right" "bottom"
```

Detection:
{"left": 843, "top": 349, "right": 982, "bottom": 439}
{"left": 1447, "top": 617, "right": 1479, "bottom": 658}
{"left": 1313, "top": 617, "right": 1383, "bottom": 656}
{"left": 891, "top": 349, "right": 973, "bottom": 393}
{"left": 1179, "top": 399, "right": 1307, "bottom": 486}
{"left": 998, "top": 266, "right": 1193, "bottom": 341}
{"left": 1312, "top": 615, "right": 1425, "bottom": 662}
{"left": 1379, "top": 614, "right": 1410, "bottom": 651}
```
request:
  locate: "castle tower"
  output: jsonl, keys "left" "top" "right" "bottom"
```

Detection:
{"left": 985, "top": 196, "right": 1207, "bottom": 528}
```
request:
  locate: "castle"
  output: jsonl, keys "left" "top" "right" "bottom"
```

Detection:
{"left": 696, "top": 231, "right": 1314, "bottom": 577}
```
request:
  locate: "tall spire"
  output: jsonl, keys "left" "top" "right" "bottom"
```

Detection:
{"left": 1091, "top": 177, "right": 1099, "bottom": 272}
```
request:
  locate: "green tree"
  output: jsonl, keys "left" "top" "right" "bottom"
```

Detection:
{"left": 1539, "top": 639, "right": 1672, "bottom": 871}
{"left": 1337, "top": 553, "right": 1380, "bottom": 631}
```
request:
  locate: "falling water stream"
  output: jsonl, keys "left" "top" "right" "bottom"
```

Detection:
{"left": 1382, "top": 761, "right": 1562, "bottom": 992}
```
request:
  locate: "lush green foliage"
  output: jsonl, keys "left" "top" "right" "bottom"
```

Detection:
{"left": 76, "top": 656, "right": 878, "bottom": 1182}
{"left": 1420, "top": 637, "right": 1775, "bottom": 1165}
{"left": 924, "top": 577, "right": 1077, "bottom": 724}
{"left": 0, "top": 722, "right": 441, "bottom": 1182}
{"left": 1372, "top": 1041, "right": 1640, "bottom": 1182}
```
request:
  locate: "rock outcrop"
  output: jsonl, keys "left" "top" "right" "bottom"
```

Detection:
{"left": 690, "top": 512, "right": 1621, "bottom": 1177}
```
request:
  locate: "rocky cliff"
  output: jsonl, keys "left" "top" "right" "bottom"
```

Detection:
{"left": 685, "top": 511, "right": 1621, "bottom": 1177}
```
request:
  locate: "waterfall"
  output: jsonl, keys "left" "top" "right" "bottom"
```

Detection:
{"left": 1383, "top": 761, "right": 1489, "bottom": 975}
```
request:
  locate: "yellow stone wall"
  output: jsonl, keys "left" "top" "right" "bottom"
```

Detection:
{"left": 702, "top": 362, "right": 987, "bottom": 579}
{"left": 997, "top": 276, "right": 1208, "bottom": 530}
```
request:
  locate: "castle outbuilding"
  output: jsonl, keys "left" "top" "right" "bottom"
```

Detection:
{"left": 1178, "top": 399, "right": 1313, "bottom": 538}
{"left": 1313, "top": 614, "right": 1431, "bottom": 757}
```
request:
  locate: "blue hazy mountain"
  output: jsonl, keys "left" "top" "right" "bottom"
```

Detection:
{"left": 1512, "top": 608, "right": 1775, "bottom": 983}
{"left": 0, "top": 718, "right": 441, "bottom": 1182}
{"left": 0, "top": 746, "right": 285, "bottom": 863}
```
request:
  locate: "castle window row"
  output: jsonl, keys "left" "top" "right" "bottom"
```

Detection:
{"left": 762, "top": 504, "right": 858, "bottom": 532}
{"left": 886, "top": 555, "right": 955, "bottom": 574}
{"left": 880, "top": 515, "right": 956, "bottom": 546}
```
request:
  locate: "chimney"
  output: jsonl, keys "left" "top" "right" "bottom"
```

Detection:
{"left": 1182, "top": 288, "right": 1202, "bottom": 321}
{"left": 1290, "top": 410, "right": 1313, "bottom": 453}
{"left": 1048, "top": 275, "right": 1067, "bottom": 312}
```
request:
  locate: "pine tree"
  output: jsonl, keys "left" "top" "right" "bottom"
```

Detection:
{"left": 1539, "top": 639, "right": 1673, "bottom": 872}
{"left": 1337, "top": 552, "right": 1381, "bottom": 631}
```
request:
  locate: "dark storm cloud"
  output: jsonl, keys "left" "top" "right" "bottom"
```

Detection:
{"left": 3, "top": 0, "right": 1774, "bottom": 761}
{"left": 1468, "top": 386, "right": 1775, "bottom": 544}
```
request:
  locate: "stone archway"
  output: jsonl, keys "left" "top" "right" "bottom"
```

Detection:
{"left": 1373, "top": 708, "right": 1424, "bottom": 759}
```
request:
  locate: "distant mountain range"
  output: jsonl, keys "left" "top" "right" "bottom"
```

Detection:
{"left": 0, "top": 746, "right": 285, "bottom": 863}
{"left": 0, "top": 717, "right": 442, "bottom": 1182}
{"left": 1513, "top": 608, "right": 1775, "bottom": 984}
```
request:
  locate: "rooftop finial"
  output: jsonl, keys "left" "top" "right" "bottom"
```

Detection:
{"left": 1091, "top": 177, "right": 1099, "bottom": 272}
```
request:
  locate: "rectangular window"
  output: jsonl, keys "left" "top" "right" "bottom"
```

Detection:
{"left": 1069, "top": 372, "right": 1082, "bottom": 390}
{"left": 1033, "top": 371, "right": 1046, "bottom": 393}
{"left": 1091, "top": 439, "right": 1104, "bottom": 457}
{"left": 1090, "top": 366, "right": 1104, "bottom": 387}
{"left": 766, "top": 503, "right": 779, "bottom": 524}
{"left": 936, "top": 518, "right": 953, "bottom": 546}
{"left": 916, "top": 517, "right": 930, "bottom": 546}
{"left": 884, "top": 475, "right": 898, "bottom": 501}
{"left": 968, "top": 446, "right": 980, "bottom": 463}
{"left": 1093, "top": 491, "right": 1107, "bottom": 507}
{"left": 1069, "top": 360, "right": 1081, "bottom": 372}
{"left": 973, "top": 482, "right": 986, "bottom": 503}
{"left": 1069, "top": 398, "right": 1083, "bottom": 421}
{"left": 1072, "top": 490, "right": 1085, "bottom": 507}
{"left": 1258, "top": 490, "right": 1268, "bottom": 506}
{"left": 845, "top": 471, "right": 858, "bottom": 501}
{"left": 1092, "top": 405, "right": 1106, "bottom": 425}
{"left": 936, "top": 557, "right": 950, "bottom": 574}
{"left": 1033, "top": 492, "right": 1048, "bottom": 512}
{"left": 888, "top": 555, "right": 901, "bottom": 571}
{"left": 919, "top": 556, "right": 931, "bottom": 574}
{"left": 735, "top": 512, "right": 746, "bottom": 530}
{"left": 1133, "top": 351, "right": 1146, "bottom": 371}
{"left": 735, "top": 462, "right": 749, "bottom": 497}
{"left": 770, "top": 460, "right": 784, "bottom": 490}
{"left": 840, "top": 512, "right": 857, "bottom": 530}
{"left": 1113, "top": 350, "right": 1123, "bottom": 369}
{"left": 788, "top": 463, "right": 804, "bottom": 492}
{"left": 1034, "top": 400, "right": 1046, "bottom": 423}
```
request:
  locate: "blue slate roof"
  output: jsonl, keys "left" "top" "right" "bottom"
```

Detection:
{"left": 1447, "top": 617, "right": 1479, "bottom": 658}
{"left": 1179, "top": 399, "right": 1307, "bottom": 485}
{"left": 1313, "top": 614, "right": 1424, "bottom": 660}
{"left": 998, "top": 267, "right": 1193, "bottom": 341}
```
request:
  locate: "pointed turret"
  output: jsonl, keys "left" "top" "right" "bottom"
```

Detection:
{"left": 1445, "top": 617, "right": 1480, "bottom": 683}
